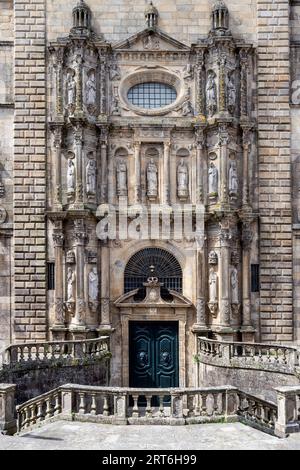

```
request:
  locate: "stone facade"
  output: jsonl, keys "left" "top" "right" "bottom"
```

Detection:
{"left": 0, "top": 0, "right": 300, "bottom": 387}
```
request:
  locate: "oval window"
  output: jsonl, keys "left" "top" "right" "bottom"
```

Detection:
{"left": 127, "top": 82, "right": 177, "bottom": 109}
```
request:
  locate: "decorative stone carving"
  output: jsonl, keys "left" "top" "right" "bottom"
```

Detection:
{"left": 209, "top": 268, "right": 218, "bottom": 303}
{"left": 231, "top": 251, "right": 239, "bottom": 266}
{"left": 0, "top": 207, "right": 7, "bottom": 225}
{"left": 231, "top": 267, "right": 239, "bottom": 304}
{"left": 228, "top": 160, "right": 238, "bottom": 196}
{"left": 66, "top": 69, "right": 76, "bottom": 112}
{"left": 110, "top": 62, "right": 121, "bottom": 81}
{"left": 181, "top": 88, "right": 193, "bottom": 116}
{"left": 143, "top": 34, "right": 160, "bottom": 50}
{"left": 66, "top": 250, "right": 76, "bottom": 264}
{"left": 209, "top": 250, "right": 218, "bottom": 265}
{"left": 86, "top": 69, "right": 96, "bottom": 112}
{"left": 227, "top": 72, "right": 236, "bottom": 114}
{"left": 0, "top": 169, "right": 5, "bottom": 198}
{"left": 67, "top": 158, "right": 75, "bottom": 194}
{"left": 86, "top": 250, "right": 97, "bottom": 264}
{"left": 86, "top": 159, "right": 96, "bottom": 196}
{"left": 111, "top": 88, "right": 120, "bottom": 115}
{"left": 116, "top": 160, "right": 127, "bottom": 196}
{"left": 67, "top": 267, "right": 76, "bottom": 302}
{"left": 183, "top": 63, "right": 193, "bottom": 80}
{"left": 89, "top": 267, "right": 99, "bottom": 301}
{"left": 177, "top": 159, "right": 189, "bottom": 199}
{"left": 147, "top": 158, "right": 158, "bottom": 198}
{"left": 208, "top": 162, "right": 218, "bottom": 196}
{"left": 55, "top": 299, "right": 65, "bottom": 325}
{"left": 206, "top": 71, "right": 217, "bottom": 117}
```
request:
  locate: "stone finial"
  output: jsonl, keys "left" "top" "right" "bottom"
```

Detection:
{"left": 72, "top": 0, "right": 92, "bottom": 34}
{"left": 211, "top": 0, "right": 229, "bottom": 33}
{"left": 145, "top": 2, "right": 159, "bottom": 28}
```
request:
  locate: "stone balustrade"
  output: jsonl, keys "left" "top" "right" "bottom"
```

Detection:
{"left": 3, "top": 337, "right": 110, "bottom": 366}
{"left": 198, "top": 337, "right": 300, "bottom": 374}
{"left": 15, "top": 383, "right": 281, "bottom": 435}
{"left": 0, "top": 384, "right": 17, "bottom": 435}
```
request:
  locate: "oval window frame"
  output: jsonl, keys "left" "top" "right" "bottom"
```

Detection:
{"left": 119, "top": 70, "right": 186, "bottom": 116}
{"left": 127, "top": 82, "right": 177, "bottom": 110}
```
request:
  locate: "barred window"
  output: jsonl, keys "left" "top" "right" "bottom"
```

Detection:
{"left": 251, "top": 264, "right": 260, "bottom": 293}
{"left": 47, "top": 262, "right": 55, "bottom": 291}
{"left": 127, "top": 82, "right": 177, "bottom": 109}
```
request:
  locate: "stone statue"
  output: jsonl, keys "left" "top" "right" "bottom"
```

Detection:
{"left": 66, "top": 70, "right": 76, "bottom": 107}
{"left": 206, "top": 72, "right": 217, "bottom": 117}
{"left": 177, "top": 159, "right": 189, "bottom": 197}
{"left": 116, "top": 160, "right": 127, "bottom": 196}
{"left": 110, "top": 63, "right": 121, "bottom": 81}
{"left": 209, "top": 268, "right": 218, "bottom": 303}
{"left": 147, "top": 158, "right": 158, "bottom": 197}
{"left": 86, "top": 159, "right": 96, "bottom": 195}
{"left": 183, "top": 63, "right": 193, "bottom": 80}
{"left": 227, "top": 73, "right": 236, "bottom": 113}
{"left": 208, "top": 162, "right": 218, "bottom": 195}
{"left": 228, "top": 160, "right": 238, "bottom": 195}
{"left": 88, "top": 267, "right": 99, "bottom": 301}
{"left": 231, "top": 267, "right": 239, "bottom": 303}
{"left": 67, "top": 267, "right": 76, "bottom": 301}
{"left": 67, "top": 159, "right": 75, "bottom": 193}
{"left": 86, "top": 70, "right": 96, "bottom": 107}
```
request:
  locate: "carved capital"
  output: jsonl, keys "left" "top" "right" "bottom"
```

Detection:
{"left": 73, "top": 219, "right": 88, "bottom": 246}
{"left": 52, "top": 231, "right": 64, "bottom": 248}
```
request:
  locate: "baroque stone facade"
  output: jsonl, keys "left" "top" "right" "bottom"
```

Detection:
{"left": 0, "top": 0, "right": 297, "bottom": 387}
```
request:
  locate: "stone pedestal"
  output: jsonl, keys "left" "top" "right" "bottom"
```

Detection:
{"left": 0, "top": 384, "right": 16, "bottom": 435}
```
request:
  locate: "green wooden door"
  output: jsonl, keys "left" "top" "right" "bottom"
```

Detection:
{"left": 129, "top": 321, "right": 179, "bottom": 388}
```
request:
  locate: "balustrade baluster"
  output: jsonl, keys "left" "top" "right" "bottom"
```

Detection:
{"left": 132, "top": 394, "right": 139, "bottom": 418}
{"left": 194, "top": 393, "right": 200, "bottom": 415}
{"left": 266, "top": 348, "right": 271, "bottom": 363}
{"left": 36, "top": 401, "right": 44, "bottom": 422}
{"left": 146, "top": 395, "right": 152, "bottom": 417}
{"left": 188, "top": 394, "right": 195, "bottom": 417}
{"left": 201, "top": 393, "right": 207, "bottom": 416}
{"left": 24, "top": 407, "right": 31, "bottom": 428}
{"left": 213, "top": 393, "right": 219, "bottom": 415}
{"left": 103, "top": 394, "right": 110, "bottom": 416}
{"left": 29, "top": 404, "right": 37, "bottom": 425}
{"left": 274, "top": 348, "right": 279, "bottom": 363}
{"left": 78, "top": 392, "right": 86, "bottom": 414}
{"left": 258, "top": 347, "right": 262, "bottom": 362}
{"left": 45, "top": 396, "right": 53, "bottom": 418}
{"left": 54, "top": 392, "right": 61, "bottom": 415}
{"left": 19, "top": 346, "right": 24, "bottom": 362}
{"left": 90, "top": 393, "right": 97, "bottom": 415}
{"left": 159, "top": 395, "right": 165, "bottom": 417}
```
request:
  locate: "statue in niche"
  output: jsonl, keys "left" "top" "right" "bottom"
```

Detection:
{"left": 147, "top": 158, "right": 158, "bottom": 198}
{"left": 86, "top": 70, "right": 96, "bottom": 108}
{"left": 228, "top": 160, "right": 238, "bottom": 195}
{"left": 66, "top": 70, "right": 76, "bottom": 108}
{"left": 183, "top": 63, "right": 193, "bottom": 80}
{"left": 227, "top": 72, "right": 236, "bottom": 114}
{"left": 206, "top": 72, "right": 217, "bottom": 117}
{"left": 116, "top": 160, "right": 127, "bottom": 196}
{"left": 67, "top": 159, "right": 75, "bottom": 193}
{"left": 67, "top": 267, "right": 76, "bottom": 302}
{"left": 110, "top": 63, "right": 121, "bottom": 81}
{"left": 208, "top": 162, "right": 218, "bottom": 195}
{"left": 209, "top": 268, "right": 218, "bottom": 303}
{"left": 231, "top": 267, "right": 239, "bottom": 304}
{"left": 88, "top": 267, "right": 99, "bottom": 302}
{"left": 177, "top": 159, "right": 189, "bottom": 198}
{"left": 182, "top": 88, "right": 193, "bottom": 116}
{"left": 86, "top": 159, "right": 96, "bottom": 195}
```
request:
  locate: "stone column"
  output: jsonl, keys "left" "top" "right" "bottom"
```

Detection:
{"left": 71, "top": 219, "right": 87, "bottom": 331}
{"left": 163, "top": 141, "right": 171, "bottom": 204}
{"left": 239, "top": 48, "right": 249, "bottom": 119}
{"left": 74, "top": 124, "right": 84, "bottom": 209}
{"left": 241, "top": 222, "right": 255, "bottom": 342}
{"left": 74, "top": 51, "right": 83, "bottom": 115}
{"left": 134, "top": 141, "right": 141, "bottom": 204}
{"left": 195, "top": 49, "right": 205, "bottom": 118}
{"left": 193, "top": 248, "right": 208, "bottom": 334}
{"left": 218, "top": 226, "right": 231, "bottom": 333}
{"left": 99, "top": 241, "right": 111, "bottom": 331}
{"left": 52, "top": 220, "right": 65, "bottom": 328}
{"left": 195, "top": 127, "right": 205, "bottom": 204}
{"left": 52, "top": 126, "right": 63, "bottom": 210}
{"left": 218, "top": 53, "right": 226, "bottom": 114}
{"left": 219, "top": 124, "right": 229, "bottom": 206}
{"left": 242, "top": 127, "right": 251, "bottom": 209}
{"left": 53, "top": 47, "right": 64, "bottom": 117}
{"left": 99, "top": 50, "right": 107, "bottom": 116}
{"left": 100, "top": 127, "right": 108, "bottom": 203}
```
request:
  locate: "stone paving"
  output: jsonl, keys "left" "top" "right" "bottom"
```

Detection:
{"left": 1, "top": 421, "right": 300, "bottom": 450}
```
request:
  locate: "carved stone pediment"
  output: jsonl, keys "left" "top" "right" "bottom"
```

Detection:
{"left": 113, "top": 28, "right": 191, "bottom": 52}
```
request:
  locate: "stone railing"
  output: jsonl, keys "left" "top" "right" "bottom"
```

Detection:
{"left": 2, "top": 337, "right": 110, "bottom": 366}
{"left": 198, "top": 337, "right": 300, "bottom": 374}
{"left": 15, "top": 383, "right": 281, "bottom": 436}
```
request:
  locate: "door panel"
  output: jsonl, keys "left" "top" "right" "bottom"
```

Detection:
{"left": 129, "top": 321, "right": 179, "bottom": 389}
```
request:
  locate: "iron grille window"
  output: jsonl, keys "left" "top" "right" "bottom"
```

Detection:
{"left": 251, "top": 264, "right": 260, "bottom": 292}
{"left": 124, "top": 248, "right": 182, "bottom": 293}
{"left": 127, "top": 82, "right": 177, "bottom": 109}
{"left": 47, "top": 262, "right": 55, "bottom": 291}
